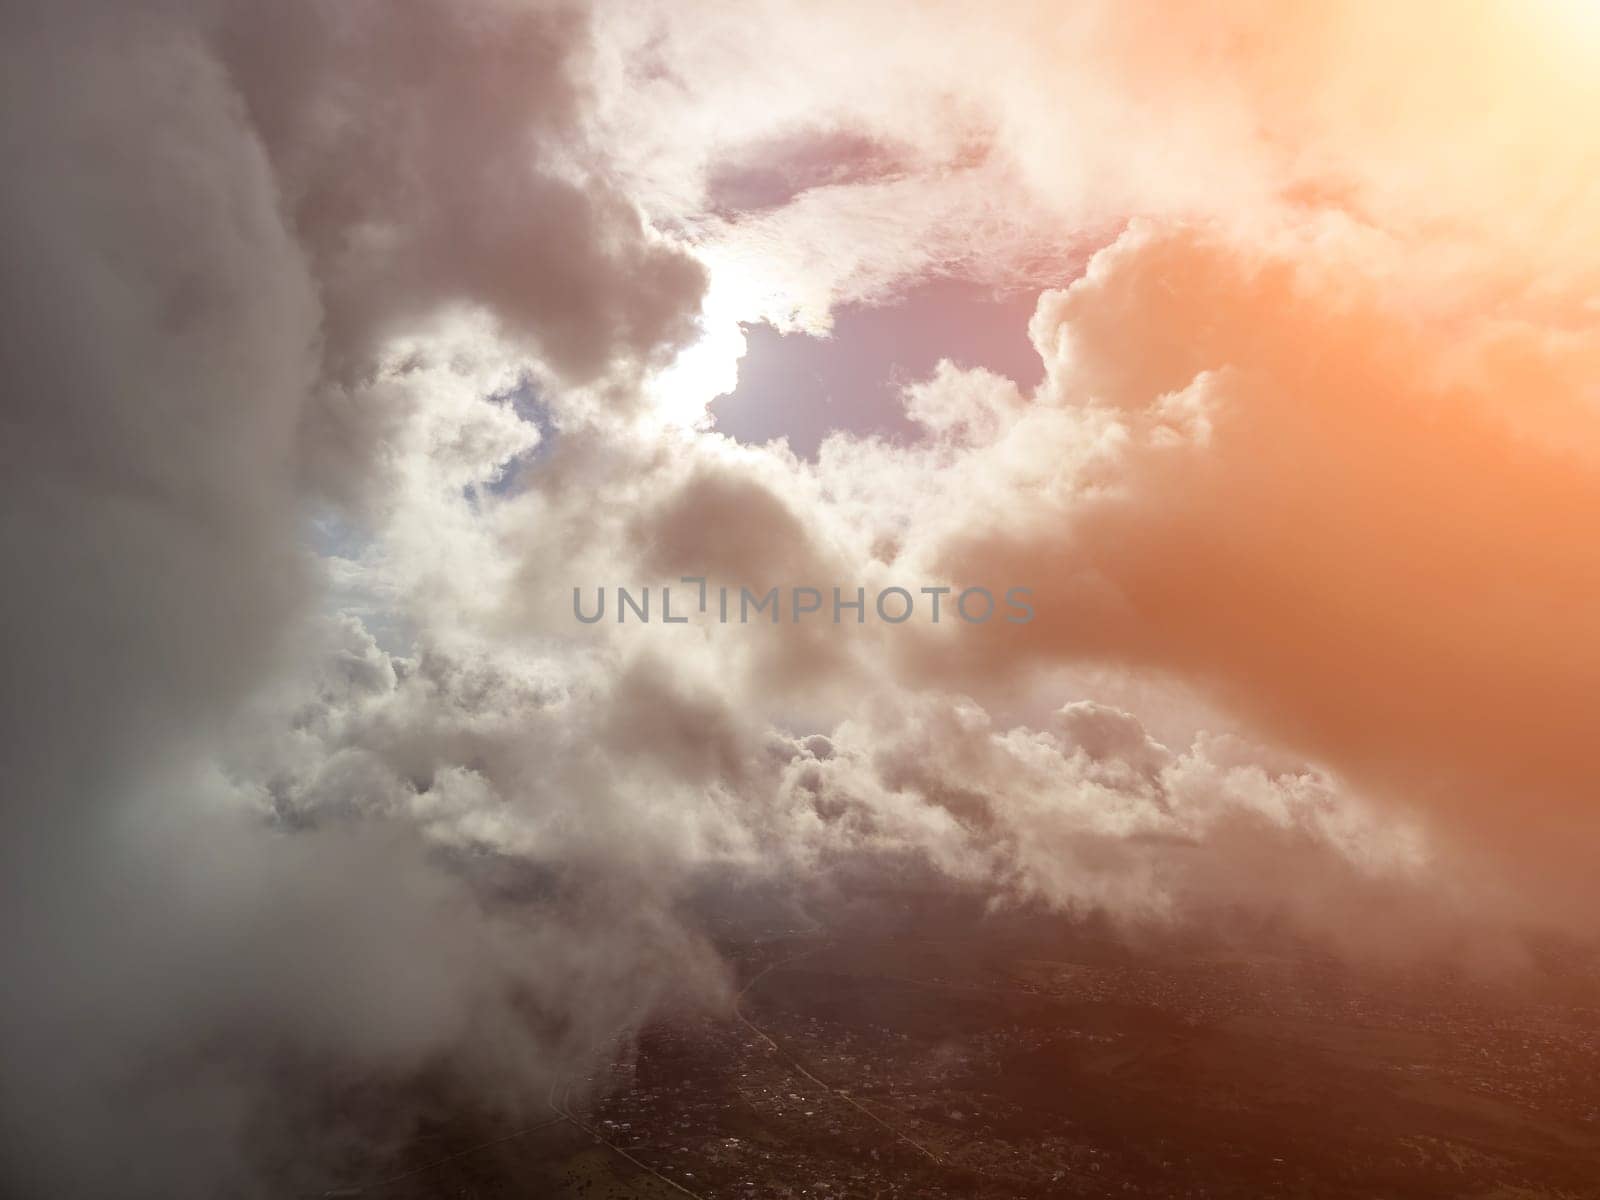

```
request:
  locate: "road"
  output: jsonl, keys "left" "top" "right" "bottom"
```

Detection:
{"left": 731, "top": 941, "right": 945, "bottom": 1167}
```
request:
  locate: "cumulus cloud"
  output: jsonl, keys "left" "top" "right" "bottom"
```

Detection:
{"left": 923, "top": 220, "right": 1600, "bottom": 917}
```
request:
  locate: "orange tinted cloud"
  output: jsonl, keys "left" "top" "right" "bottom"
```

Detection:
{"left": 937, "top": 220, "right": 1600, "bottom": 918}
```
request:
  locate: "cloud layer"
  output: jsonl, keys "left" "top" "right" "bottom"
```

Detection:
{"left": 5, "top": 0, "right": 1599, "bottom": 1193}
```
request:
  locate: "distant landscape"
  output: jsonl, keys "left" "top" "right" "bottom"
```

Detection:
{"left": 308, "top": 900, "right": 1600, "bottom": 1199}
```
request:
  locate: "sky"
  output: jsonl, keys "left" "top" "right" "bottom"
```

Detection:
{"left": 3, "top": 0, "right": 1600, "bottom": 1193}
{"left": 711, "top": 279, "right": 1046, "bottom": 454}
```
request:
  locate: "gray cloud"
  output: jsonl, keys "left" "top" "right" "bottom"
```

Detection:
{"left": 0, "top": 1, "right": 709, "bottom": 1193}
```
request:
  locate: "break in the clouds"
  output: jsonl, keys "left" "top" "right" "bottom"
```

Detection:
{"left": 4, "top": 0, "right": 1599, "bottom": 1194}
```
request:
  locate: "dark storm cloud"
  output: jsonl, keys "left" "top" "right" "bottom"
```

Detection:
{"left": 214, "top": 0, "right": 706, "bottom": 506}
{"left": 0, "top": 1, "right": 708, "bottom": 1193}
{"left": 219, "top": 0, "right": 707, "bottom": 384}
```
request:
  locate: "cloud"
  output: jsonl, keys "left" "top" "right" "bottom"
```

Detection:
{"left": 222, "top": 0, "right": 706, "bottom": 383}
{"left": 0, "top": 0, "right": 709, "bottom": 1192}
{"left": 215, "top": 0, "right": 706, "bottom": 513}
{"left": 925, "top": 219, "right": 1600, "bottom": 918}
